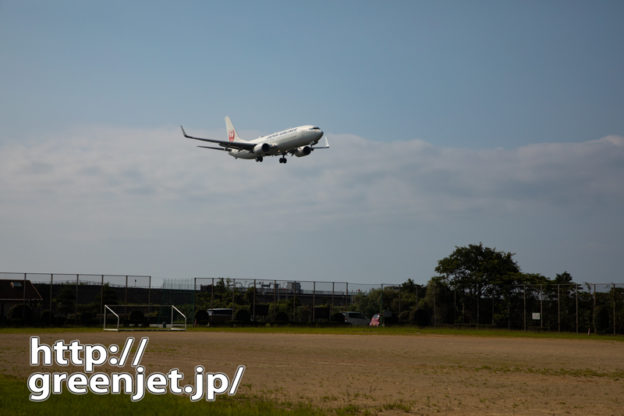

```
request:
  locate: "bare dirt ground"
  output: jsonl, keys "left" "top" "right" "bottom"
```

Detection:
{"left": 2, "top": 330, "right": 623, "bottom": 415}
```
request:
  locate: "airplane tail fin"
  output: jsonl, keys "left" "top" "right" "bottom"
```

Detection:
{"left": 225, "top": 116, "right": 242, "bottom": 142}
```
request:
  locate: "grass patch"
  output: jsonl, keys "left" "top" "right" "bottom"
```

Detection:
{"left": 0, "top": 374, "right": 329, "bottom": 416}
{"left": 465, "top": 364, "right": 624, "bottom": 380}
{"left": 1, "top": 325, "right": 623, "bottom": 342}
{"left": 189, "top": 325, "right": 624, "bottom": 342}
{"left": 381, "top": 399, "right": 412, "bottom": 412}
{"left": 0, "top": 327, "right": 103, "bottom": 335}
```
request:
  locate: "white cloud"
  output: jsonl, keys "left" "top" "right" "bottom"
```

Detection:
{"left": 0, "top": 127, "right": 622, "bottom": 282}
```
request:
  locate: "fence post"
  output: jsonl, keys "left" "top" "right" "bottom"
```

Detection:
{"left": 75, "top": 274, "right": 79, "bottom": 315}
{"left": 253, "top": 279, "right": 256, "bottom": 322}
{"left": 346, "top": 282, "right": 349, "bottom": 307}
{"left": 540, "top": 285, "right": 544, "bottom": 330}
{"left": 148, "top": 276, "right": 151, "bottom": 309}
{"left": 523, "top": 285, "right": 526, "bottom": 331}
{"left": 380, "top": 284, "right": 384, "bottom": 320}
{"left": 613, "top": 283, "right": 617, "bottom": 336}
{"left": 292, "top": 282, "right": 296, "bottom": 322}
{"left": 593, "top": 284, "right": 597, "bottom": 334}
{"left": 476, "top": 286, "right": 480, "bottom": 329}
{"left": 557, "top": 285, "right": 561, "bottom": 332}
{"left": 193, "top": 277, "right": 197, "bottom": 324}
{"left": 331, "top": 282, "right": 335, "bottom": 316}
{"left": 312, "top": 281, "right": 316, "bottom": 323}
{"left": 454, "top": 287, "right": 463, "bottom": 325}
{"left": 100, "top": 275, "right": 104, "bottom": 313}
{"left": 575, "top": 284, "right": 579, "bottom": 334}
{"left": 125, "top": 275, "right": 128, "bottom": 305}
{"left": 23, "top": 273, "right": 27, "bottom": 321}
{"left": 433, "top": 281, "right": 437, "bottom": 327}
{"left": 211, "top": 278, "right": 215, "bottom": 308}
{"left": 50, "top": 274, "right": 54, "bottom": 318}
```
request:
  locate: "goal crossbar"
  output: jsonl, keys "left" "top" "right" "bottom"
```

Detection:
{"left": 103, "top": 304, "right": 187, "bottom": 331}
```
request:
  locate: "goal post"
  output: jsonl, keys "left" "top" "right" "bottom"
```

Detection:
{"left": 103, "top": 304, "right": 187, "bottom": 331}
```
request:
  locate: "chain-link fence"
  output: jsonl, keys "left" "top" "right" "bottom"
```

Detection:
{"left": 2, "top": 272, "right": 622, "bottom": 334}
{"left": 0, "top": 272, "right": 151, "bottom": 326}
{"left": 423, "top": 282, "right": 623, "bottom": 335}
{"left": 190, "top": 278, "right": 370, "bottom": 325}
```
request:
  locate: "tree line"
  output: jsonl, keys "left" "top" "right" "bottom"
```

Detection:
{"left": 353, "top": 243, "right": 623, "bottom": 334}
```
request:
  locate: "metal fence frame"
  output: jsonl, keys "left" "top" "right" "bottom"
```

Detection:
{"left": 0, "top": 272, "right": 151, "bottom": 325}
{"left": 424, "top": 281, "right": 623, "bottom": 335}
{"left": 190, "top": 277, "right": 375, "bottom": 324}
{"left": 2, "top": 272, "right": 622, "bottom": 334}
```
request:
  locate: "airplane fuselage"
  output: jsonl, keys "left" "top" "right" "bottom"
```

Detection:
{"left": 181, "top": 117, "right": 328, "bottom": 164}
{"left": 228, "top": 125, "right": 323, "bottom": 159}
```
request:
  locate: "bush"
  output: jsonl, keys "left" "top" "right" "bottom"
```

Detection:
{"left": 253, "top": 304, "right": 270, "bottom": 316}
{"left": 79, "top": 311, "right": 96, "bottom": 326}
{"left": 297, "top": 305, "right": 311, "bottom": 323}
{"left": 314, "top": 306, "right": 330, "bottom": 320}
{"left": 398, "top": 310, "right": 410, "bottom": 323}
{"left": 330, "top": 312, "right": 345, "bottom": 323}
{"left": 274, "top": 311, "right": 289, "bottom": 324}
{"left": 7, "top": 304, "right": 33, "bottom": 324}
{"left": 195, "top": 310, "right": 209, "bottom": 325}
{"left": 235, "top": 308, "right": 251, "bottom": 323}
{"left": 409, "top": 308, "right": 430, "bottom": 326}
{"left": 129, "top": 310, "right": 145, "bottom": 327}
{"left": 40, "top": 310, "right": 52, "bottom": 326}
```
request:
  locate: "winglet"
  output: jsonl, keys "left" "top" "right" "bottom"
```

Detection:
{"left": 180, "top": 125, "right": 189, "bottom": 138}
{"left": 312, "top": 135, "right": 330, "bottom": 149}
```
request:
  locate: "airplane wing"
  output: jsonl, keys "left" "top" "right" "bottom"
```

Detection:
{"left": 197, "top": 145, "right": 228, "bottom": 151}
{"left": 181, "top": 126, "right": 256, "bottom": 151}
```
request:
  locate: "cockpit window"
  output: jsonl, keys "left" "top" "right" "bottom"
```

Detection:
{"left": 311, "top": 127, "right": 320, "bottom": 130}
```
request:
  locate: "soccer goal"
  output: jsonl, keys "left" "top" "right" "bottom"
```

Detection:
{"left": 103, "top": 304, "right": 187, "bottom": 331}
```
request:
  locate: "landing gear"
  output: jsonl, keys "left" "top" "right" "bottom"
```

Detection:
{"left": 279, "top": 157, "right": 287, "bottom": 164}
{"left": 255, "top": 156, "right": 263, "bottom": 162}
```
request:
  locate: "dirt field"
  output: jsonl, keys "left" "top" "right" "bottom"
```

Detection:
{"left": 2, "top": 330, "right": 623, "bottom": 415}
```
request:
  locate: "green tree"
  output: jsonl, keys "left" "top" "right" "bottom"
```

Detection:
{"left": 419, "top": 276, "right": 452, "bottom": 326}
{"left": 435, "top": 243, "right": 520, "bottom": 327}
{"left": 56, "top": 285, "right": 76, "bottom": 315}
{"left": 353, "top": 289, "right": 381, "bottom": 318}
{"left": 554, "top": 271, "right": 573, "bottom": 284}
{"left": 195, "top": 278, "right": 233, "bottom": 309}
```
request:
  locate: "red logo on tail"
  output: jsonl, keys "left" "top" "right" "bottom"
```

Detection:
{"left": 228, "top": 130, "right": 235, "bottom": 142}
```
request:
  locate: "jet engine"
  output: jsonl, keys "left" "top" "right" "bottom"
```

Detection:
{"left": 294, "top": 146, "right": 312, "bottom": 157}
{"left": 253, "top": 143, "right": 272, "bottom": 155}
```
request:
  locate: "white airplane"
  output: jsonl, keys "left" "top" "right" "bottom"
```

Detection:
{"left": 181, "top": 116, "right": 329, "bottom": 163}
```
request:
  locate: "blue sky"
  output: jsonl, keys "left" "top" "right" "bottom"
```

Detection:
{"left": 1, "top": 1, "right": 623, "bottom": 285}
